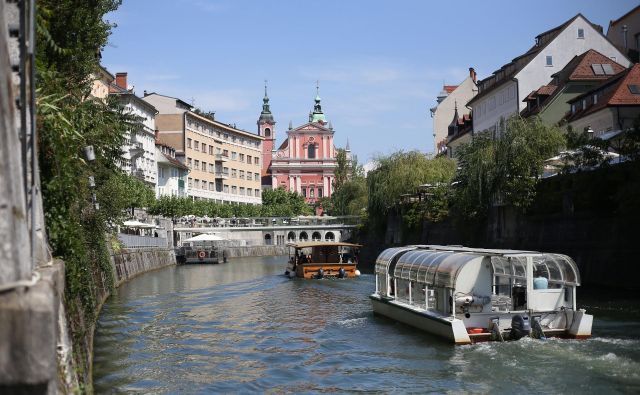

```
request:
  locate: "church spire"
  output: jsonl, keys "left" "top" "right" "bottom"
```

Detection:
{"left": 310, "top": 80, "right": 326, "bottom": 123}
{"left": 258, "top": 80, "right": 275, "bottom": 125}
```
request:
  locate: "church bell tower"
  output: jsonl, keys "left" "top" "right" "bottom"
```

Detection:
{"left": 257, "top": 82, "right": 276, "bottom": 186}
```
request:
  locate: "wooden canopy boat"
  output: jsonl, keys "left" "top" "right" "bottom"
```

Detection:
{"left": 285, "top": 241, "right": 362, "bottom": 279}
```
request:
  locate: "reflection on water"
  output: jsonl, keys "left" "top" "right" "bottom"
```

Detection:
{"left": 94, "top": 256, "right": 640, "bottom": 394}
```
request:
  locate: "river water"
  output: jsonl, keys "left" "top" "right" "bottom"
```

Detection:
{"left": 93, "top": 256, "right": 640, "bottom": 394}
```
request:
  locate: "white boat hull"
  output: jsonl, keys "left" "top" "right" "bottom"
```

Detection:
{"left": 370, "top": 294, "right": 471, "bottom": 345}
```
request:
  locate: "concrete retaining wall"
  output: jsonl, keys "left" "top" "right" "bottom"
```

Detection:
{"left": 224, "top": 245, "right": 288, "bottom": 258}
{"left": 111, "top": 248, "right": 176, "bottom": 286}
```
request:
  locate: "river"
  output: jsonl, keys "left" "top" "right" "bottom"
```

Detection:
{"left": 93, "top": 256, "right": 640, "bottom": 394}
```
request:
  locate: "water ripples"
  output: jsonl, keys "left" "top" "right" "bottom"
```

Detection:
{"left": 94, "top": 256, "right": 640, "bottom": 394}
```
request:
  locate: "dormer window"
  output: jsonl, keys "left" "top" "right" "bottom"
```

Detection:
{"left": 577, "top": 28, "right": 584, "bottom": 39}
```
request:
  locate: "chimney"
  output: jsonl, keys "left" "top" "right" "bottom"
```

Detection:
{"left": 143, "top": 90, "right": 148, "bottom": 96}
{"left": 115, "top": 72, "right": 128, "bottom": 89}
{"left": 469, "top": 67, "right": 477, "bottom": 83}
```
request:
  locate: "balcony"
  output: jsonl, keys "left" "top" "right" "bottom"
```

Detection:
{"left": 215, "top": 171, "right": 229, "bottom": 180}
{"left": 214, "top": 153, "right": 229, "bottom": 162}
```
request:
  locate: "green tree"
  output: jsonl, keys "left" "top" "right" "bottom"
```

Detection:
{"left": 326, "top": 149, "right": 368, "bottom": 216}
{"left": 454, "top": 116, "right": 565, "bottom": 218}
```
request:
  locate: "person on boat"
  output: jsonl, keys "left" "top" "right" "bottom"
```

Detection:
{"left": 307, "top": 254, "right": 312, "bottom": 263}
{"left": 533, "top": 269, "right": 548, "bottom": 289}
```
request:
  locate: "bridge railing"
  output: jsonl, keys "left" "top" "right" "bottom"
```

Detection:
{"left": 118, "top": 233, "right": 168, "bottom": 249}
{"left": 173, "top": 215, "right": 361, "bottom": 228}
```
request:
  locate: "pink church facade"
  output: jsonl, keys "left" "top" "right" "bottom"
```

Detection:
{"left": 258, "top": 88, "right": 346, "bottom": 206}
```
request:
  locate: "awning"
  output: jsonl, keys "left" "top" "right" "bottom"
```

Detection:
{"left": 122, "top": 220, "right": 156, "bottom": 229}
{"left": 184, "top": 233, "right": 227, "bottom": 242}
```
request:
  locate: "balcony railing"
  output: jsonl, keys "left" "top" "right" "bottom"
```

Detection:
{"left": 215, "top": 171, "right": 230, "bottom": 179}
{"left": 214, "top": 153, "right": 229, "bottom": 162}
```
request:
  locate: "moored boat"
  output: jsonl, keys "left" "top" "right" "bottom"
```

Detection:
{"left": 370, "top": 245, "right": 593, "bottom": 344}
{"left": 285, "top": 242, "right": 362, "bottom": 279}
{"left": 176, "top": 233, "right": 227, "bottom": 264}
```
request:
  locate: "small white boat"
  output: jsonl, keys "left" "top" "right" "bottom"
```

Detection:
{"left": 370, "top": 245, "right": 593, "bottom": 345}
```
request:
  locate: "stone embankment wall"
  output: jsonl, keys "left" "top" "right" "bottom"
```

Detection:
{"left": 224, "top": 245, "right": 288, "bottom": 258}
{"left": 111, "top": 248, "right": 176, "bottom": 286}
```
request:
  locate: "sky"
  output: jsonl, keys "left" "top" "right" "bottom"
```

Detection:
{"left": 103, "top": 0, "right": 637, "bottom": 163}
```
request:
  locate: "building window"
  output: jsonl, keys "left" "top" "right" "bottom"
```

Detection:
{"left": 593, "top": 94, "right": 598, "bottom": 104}
{"left": 194, "top": 160, "right": 200, "bottom": 170}
{"left": 159, "top": 167, "right": 165, "bottom": 178}
{"left": 231, "top": 169, "right": 237, "bottom": 178}
{"left": 546, "top": 55, "right": 553, "bottom": 66}
{"left": 308, "top": 144, "right": 316, "bottom": 159}
{"left": 223, "top": 149, "right": 229, "bottom": 157}
{"left": 302, "top": 187, "right": 306, "bottom": 197}
{"left": 240, "top": 187, "right": 245, "bottom": 195}
{"left": 310, "top": 188, "right": 315, "bottom": 198}
{"left": 209, "top": 146, "right": 214, "bottom": 155}
{"left": 187, "top": 138, "right": 192, "bottom": 149}
{"left": 194, "top": 140, "right": 199, "bottom": 150}
{"left": 209, "top": 182, "right": 214, "bottom": 191}
{"left": 318, "top": 188, "right": 323, "bottom": 198}
{"left": 188, "top": 177, "right": 193, "bottom": 188}
{"left": 255, "top": 158, "right": 260, "bottom": 166}
{"left": 254, "top": 172, "right": 259, "bottom": 180}
{"left": 232, "top": 151, "right": 237, "bottom": 160}
{"left": 255, "top": 189, "right": 260, "bottom": 197}
{"left": 187, "top": 158, "right": 192, "bottom": 168}
{"left": 232, "top": 186, "right": 237, "bottom": 194}
{"left": 577, "top": 28, "right": 584, "bottom": 39}
{"left": 247, "top": 173, "right": 252, "bottom": 181}
{"left": 202, "top": 161, "right": 207, "bottom": 171}
{"left": 264, "top": 128, "right": 271, "bottom": 137}
{"left": 194, "top": 179, "right": 200, "bottom": 189}
{"left": 224, "top": 184, "right": 229, "bottom": 193}
{"left": 201, "top": 143, "right": 206, "bottom": 153}
{"left": 239, "top": 153, "right": 245, "bottom": 162}
{"left": 247, "top": 155, "right": 252, "bottom": 164}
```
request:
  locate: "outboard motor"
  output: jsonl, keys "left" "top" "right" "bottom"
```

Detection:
{"left": 338, "top": 267, "right": 346, "bottom": 278}
{"left": 510, "top": 314, "right": 531, "bottom": 340}
{"left": 531, "top": 316, "right": 546, "bottom": 340}
{"left": 316, "top": 268, "right": 324, "bottom": 279}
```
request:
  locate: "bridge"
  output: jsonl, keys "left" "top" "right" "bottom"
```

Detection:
{"left": 173, "top": 216, "right": 360, "bottom": 247}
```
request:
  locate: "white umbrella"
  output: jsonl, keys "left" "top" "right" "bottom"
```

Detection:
{"left": 183, "top": 233, "right": 227, "bottom": 242}
{"left": 123, "top": 220, "right": 155, "bottom": 228}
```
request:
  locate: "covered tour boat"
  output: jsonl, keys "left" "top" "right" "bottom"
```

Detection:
{"left": 370, "top": 245, "right": 593, "bottom": 345}
{"left": 285, "top": 242, "right": 362, "bottom": 279}
{"left": 175, "top": 233, "right": 227, "bottom": 264}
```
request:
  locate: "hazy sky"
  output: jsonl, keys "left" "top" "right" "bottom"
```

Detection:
{"left": 103, "top": 0, "right": 637, "bottom": 163}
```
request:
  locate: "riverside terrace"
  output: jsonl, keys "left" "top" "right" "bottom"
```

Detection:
{"left": 173, "top": 215, "right": 361, "bottom": 247}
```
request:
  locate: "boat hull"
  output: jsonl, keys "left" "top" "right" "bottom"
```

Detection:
{"left": 296, "top": 263, "right": 358, "bottom": 279}
{"left": 370, "top": 294, "right": 471, "bottom": 344}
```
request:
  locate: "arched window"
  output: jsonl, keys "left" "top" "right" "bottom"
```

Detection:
{"left": 299, "top": 232, "right": 308, "bottom": 241}
{"left": 308, "top": 144, "right": 316, "bottom": 159}
{"left": 264, "top": 128, "right": 271, "bottom": 137}
{"left": 312, "top": 231, "right": 322, "bottom": 241}
{"left": 325, "top": 232, "right": 335, "bottom": 241}
{"left": 287, "top": 231, "right": 296, "bottom": 242}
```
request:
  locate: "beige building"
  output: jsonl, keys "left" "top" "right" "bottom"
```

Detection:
{"left": 143, "top": 93, "right": 264, "bottom": 204}
{"left": 607, "top": 5, "right": 640, "bottom": 63}
{"left": 430, "top": 68, "right": 477, "bottom": 155}
{"left": 90, "top": 65, "right": 114, "bottom": 100}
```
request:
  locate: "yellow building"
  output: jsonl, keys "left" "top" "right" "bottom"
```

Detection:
{"left": 90, "top": 65, "right": 114, "bottom": 100}
{"left": 143, "top": 93, "right": 263, "bottom": 204}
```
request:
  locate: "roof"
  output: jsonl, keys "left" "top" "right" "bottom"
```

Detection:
{"left": 521, "top": 50, "right": 626, "bottom": 118}
{"left": 187, "top": 111, "right": 265, "bottom": 141}
{"left": 444, "top": 85, "right": 458, "bottom": 93}
{"left": 110, "top": 88, "right": 159, "bottom": 114}
{"left": 143, "top": 92, "right": 193, "bottom": 109}
{"left": 160, "top": 151, "right": 189, "bottom": 170}
{"left": 565, "top": 63, "right": 640, "bottom": 122}
{"left": 287, "top": 242, "right": 362, "bottom": 249}
{"left": 608, "top": 5, "right": 640, "bottom": 28}
{"left": 467, "top": 14, "right": 600, "bottom": 106}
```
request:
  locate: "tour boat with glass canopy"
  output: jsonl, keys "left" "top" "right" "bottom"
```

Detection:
{"left": 370, "top": 245, "right": 593, "bottom": 344}
{"left": 285, "top": 241, "right": 362, "bottom": 279}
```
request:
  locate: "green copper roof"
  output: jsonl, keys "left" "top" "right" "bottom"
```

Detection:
{"left": 258, "top": 82, "right": 275, "bottom": 124}
{"left": 310, "top": 84, "right": 325, "bottom": 123}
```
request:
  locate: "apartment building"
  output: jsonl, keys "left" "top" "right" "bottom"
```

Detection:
{"left": 143, "top": 93, "right": 264, "bottom": 204}
{"left": 468, "top": 14, "right": 630, "bottom": 135}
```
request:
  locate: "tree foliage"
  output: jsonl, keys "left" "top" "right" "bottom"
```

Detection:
{"left": 454, "top": 116, "right": 565, "bottom": 218}
{"left": 322, "top": 149, "right": 368, "bottom": 216}
{"left": 148, "top": 188, "right": 313, "bottom": 219}
{"left": 367, "top": 151, "right": 456, "bottom": 219}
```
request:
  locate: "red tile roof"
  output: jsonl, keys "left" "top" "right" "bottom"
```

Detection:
{"left": 567, "top": 49, "right": 626, "bottom": 81}
{"left": 444, "top": 85, "right": 458, "bottom": 93}
{"left": 565, "top": 64, "right": 640, "bottom": 122}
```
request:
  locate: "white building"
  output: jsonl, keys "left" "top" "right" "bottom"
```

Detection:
{"left": 468, "top": 14, "right": 630, "bottom": 135}
{"left": 155, "top": 144, "right": 189, "bottom": 198}
{"left": 430, "top": 68, "right": 477, "bottom": 155}
{"left": 110, "top": 72, "right": 158, "bottom": 186}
